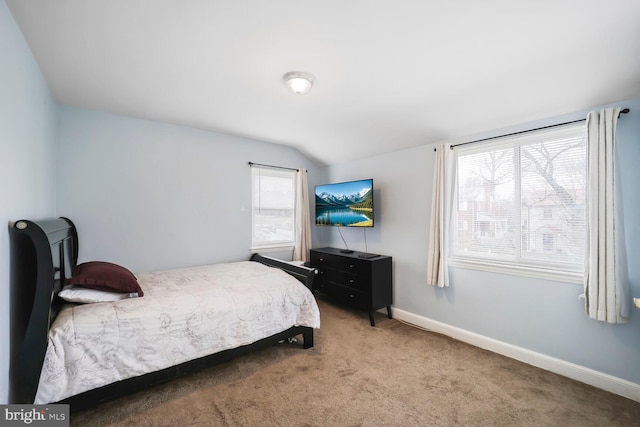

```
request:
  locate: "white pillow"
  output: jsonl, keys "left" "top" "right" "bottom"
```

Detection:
{"left": 58, "top": 285, "right": 139, "bottom": 304}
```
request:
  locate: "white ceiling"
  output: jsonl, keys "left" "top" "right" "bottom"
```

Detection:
{"left": 7, "top": 0, "right": 640, "bottom": 166}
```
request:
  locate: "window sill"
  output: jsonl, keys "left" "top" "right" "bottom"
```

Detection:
{"left": 447, "top": 257, "right": 583, "bottom": 284}
{"left": 250, "top": 244, "right": 295, "bottom": 254}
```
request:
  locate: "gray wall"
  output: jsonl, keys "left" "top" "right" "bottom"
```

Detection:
{"left": 0, "top": 1, "right": 57, "bottom": 403}
{"left": 319, "top": 99, "right": 640, "bottom": 385}
{"left": 56, "top": 106, "right": 326, "bottom": 272}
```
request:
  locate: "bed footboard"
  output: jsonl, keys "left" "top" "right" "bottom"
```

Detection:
{"left": 250, "top": 253, "right": 317, "bottom": 291}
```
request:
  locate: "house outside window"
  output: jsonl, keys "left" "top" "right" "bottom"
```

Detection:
{"left": 251, "top": 166, "right": 295, "bottom": 249}
{"left": 449, "top": 123, "right": 587, "bottom": 283}
{"left": 542, "top": 233, "right": 554, "bottom": 251}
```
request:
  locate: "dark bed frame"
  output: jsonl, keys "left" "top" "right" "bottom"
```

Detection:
{"left": 9, "top": 217, "right": 316, "bottom": 411}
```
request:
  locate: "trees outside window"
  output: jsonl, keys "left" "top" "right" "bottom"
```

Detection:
{"left": 452, "top": 123, "right": 586, "bottom": 279}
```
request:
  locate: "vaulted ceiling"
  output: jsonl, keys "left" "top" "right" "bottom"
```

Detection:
{"left": 7, "top": 0, "right": 640, "bottom": 166}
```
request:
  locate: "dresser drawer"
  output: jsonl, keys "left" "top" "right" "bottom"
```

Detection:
{"left": 311, "top": 253, "right": 369, "bottom": 277}
{"left": 317, "top": 269, "right": 369, "bottom": 292}
{"left": 318, "top": 281, "right": 369, "bottom": 310}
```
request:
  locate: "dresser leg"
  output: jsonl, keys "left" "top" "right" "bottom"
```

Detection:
{"left": 369, "top": 312, "right": 376, "bottom": 327}
{"left": 386, "top": 306, "right": 392, "bottom": 319}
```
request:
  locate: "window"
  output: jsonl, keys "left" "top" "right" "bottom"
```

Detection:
{"left": 251, "top": 166, "right": 295, "bottom": 249}
{"left": 450, "top": 123, "right": 587, "bottom": 281}
{"left": 542, "top": 233, "right": 554, "bottom": 251}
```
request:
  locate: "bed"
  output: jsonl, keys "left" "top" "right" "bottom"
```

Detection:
{"left": 8, "top": 217, "right": 320, "bottom": 410}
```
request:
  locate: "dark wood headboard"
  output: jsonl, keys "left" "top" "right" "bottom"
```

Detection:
{"left": 9, "top": 217, "right": 78, "bottom": 404}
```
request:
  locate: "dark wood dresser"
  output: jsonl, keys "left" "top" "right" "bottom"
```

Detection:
{"left": 309, "top": 247, "right": 392, "bottom": 326}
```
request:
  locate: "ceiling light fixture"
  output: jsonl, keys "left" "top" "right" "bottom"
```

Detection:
{"left": 283, "top": 71, "right": 315, "bottom": 95}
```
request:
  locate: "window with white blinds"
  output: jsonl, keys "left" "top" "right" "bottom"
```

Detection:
{"left": 251, "top": 166, "right": 296, "bottom": 248}
{"left": 451, "top": 123, "right": 587, "bottom": 281}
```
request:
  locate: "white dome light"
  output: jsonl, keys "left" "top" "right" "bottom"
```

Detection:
{"left": 283, "top": 71, "right": 315, "bottom": 95}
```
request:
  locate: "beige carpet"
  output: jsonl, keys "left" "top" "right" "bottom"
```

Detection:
{"left": 71, "top": 297, "right": 640, "bottom": 426}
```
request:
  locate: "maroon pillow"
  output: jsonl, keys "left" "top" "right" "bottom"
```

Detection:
{"left": 68, "top": 261, "right": 144, "bottom": 296}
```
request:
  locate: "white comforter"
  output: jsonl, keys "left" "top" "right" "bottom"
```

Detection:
{"left": 35, "top": 261, "right": 320, "bottom": 404}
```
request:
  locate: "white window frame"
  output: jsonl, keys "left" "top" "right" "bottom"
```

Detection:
{"left": 448, "top": 123, "right": 587, "bottom": 284}
{"left": 250, "top": 166, "right": 296, "bottom": 252}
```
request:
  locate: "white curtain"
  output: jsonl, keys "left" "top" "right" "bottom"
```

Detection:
{"left": 294, "top": 168, "right": 312, "bottom": 262}
{"left": 584, "top": 107, "right": 629, "bottom": 323}
{"left": 427, "top": 144, "right": 452, "bottom": 287}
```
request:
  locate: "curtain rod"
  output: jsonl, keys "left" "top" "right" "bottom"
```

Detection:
{"left": 434, "top": 108, "right": 630, "bottom": 151}
{"left": 248, "top": 161, "right": 300, "bottom": 172}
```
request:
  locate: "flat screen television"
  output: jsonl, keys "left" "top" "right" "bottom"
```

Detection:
{"left": 315, "top": 179, "right": 374, "bottom": 227}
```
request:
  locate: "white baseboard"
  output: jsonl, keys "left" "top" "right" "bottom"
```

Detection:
{"left": 391, "top": 308, "right": 640, "bottom": 403}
